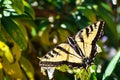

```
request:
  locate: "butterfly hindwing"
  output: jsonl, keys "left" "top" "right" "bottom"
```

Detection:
{"left": 39, "top": 43, "right": 83, "bottom": 67}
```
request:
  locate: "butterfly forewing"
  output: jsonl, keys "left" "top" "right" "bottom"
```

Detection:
{"left": 74, "top": 21, "right": 104, "bottom": 57}
{"left": 75, "top": 21, "right": 104, "bottom": 44}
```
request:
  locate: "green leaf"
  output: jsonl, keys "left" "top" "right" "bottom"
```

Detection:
{"left": 96, "top": 5, "right": 118, "bottom": 47}
{"left": 0, "top": 25, "right": 6, "bottom": 42}
{"left": 90, "top": 65, "right": 97, "bottom": 80}
{"left": 90, "top": 73, "right": 97, "bottom": 80}
{"left": 56, "top": 65, "right": 70, "bottom": 72}
{"left": 82, "top": 8, "right": 96, "bottom": 22}
{"left": 61, "top": 22, "right": 77, "bottom": 34}
{"left": 56, "top": 65, "right": 96, "bottom": 80}
{"left": 102, "top": 50, "right": 120, "bottom": 80}
{"left": 15, "top": 18, "right": 37, "bottom": 37}
{"left": 11, "top": 0, "right": 24, "bottom": 14}
{"left": 12, "top": 18, "right": 29, "bottom": 42}
{"left": 54, "top": 70, "right": 70, "bottom": 80}
{"left": 11, "top": 14, "right": 37, "bottom": 37}
{"left": 73, "top": 68, "right": 90, "bottom": 80}
{"left": 1, "top": 17, "right": 27, "bottom": 51}
{"left": 101, "top": 2, "right": 112, "bottom": 12}
{"left": 23, "top": 1, "right": 35, "bottom": 19}
{"left": 19, "top": 56, "right": 34, "bottom": 80}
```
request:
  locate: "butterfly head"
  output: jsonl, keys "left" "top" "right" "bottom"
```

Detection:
{"left": 82, "top": 57, "right": 93, "bottom": 69}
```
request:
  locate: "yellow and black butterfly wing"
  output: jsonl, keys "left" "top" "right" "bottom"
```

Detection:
{"left": 39, "top": 42, "right": 83, "bottom": 67}
{"left": 75, "top": 21, "right": 104, "bottom": 44}
{"left": 74, "top": 21, "right": 104, "bottom": 58}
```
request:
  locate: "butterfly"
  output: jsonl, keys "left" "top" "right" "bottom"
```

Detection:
{"left": 39, "top": 21, "right": 105, "bottom": 69}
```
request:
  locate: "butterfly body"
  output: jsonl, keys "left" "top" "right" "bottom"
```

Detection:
{"left": 39, "top": 21, "right": 105, "bottom": 69}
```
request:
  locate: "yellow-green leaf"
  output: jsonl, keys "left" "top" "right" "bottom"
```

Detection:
{"left": 2, "top": 59, "right": 25, "bottom": 79}
{"left": 11, "top": 42, "right": 22, "bottom": 61}
{"left": 0, "top": 63, "right": 4, "bottom": 80}
{"left": 19, "top": 56, "right": 34, "bottom": 80}
{"left": 0, "top": 41, "right": 14, "bottom": 63}
{"left": 11, "top": 0, "right": 24, "bottom": 14}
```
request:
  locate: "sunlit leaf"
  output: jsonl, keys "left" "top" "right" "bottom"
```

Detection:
{"left": 11, "top": 0, "right": 24, "bottom": 14}
{"left": 101, "top": 2, "right": 112, "bottom": 12}
{"left": 102, "top": 50, "right": 120, "bottom": 80}
{"left": 90, "top": 65, "right": 97, "bottom": 80}
{"left": 0, "top": 41, "right": 14, "bottom": 63}
{"left": 0, "top": 63, "right": 4, "bottom": 80}
{"left": 72, "top": 67, "right": 92, "bottom": 80}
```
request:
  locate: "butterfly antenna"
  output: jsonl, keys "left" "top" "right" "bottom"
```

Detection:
{"left": 37, "top": 57, "right": 41, "bottom": 60}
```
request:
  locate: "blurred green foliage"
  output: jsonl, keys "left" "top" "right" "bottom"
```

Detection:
{"left": 0, "top": 0, "right": 120, "bottom": 80}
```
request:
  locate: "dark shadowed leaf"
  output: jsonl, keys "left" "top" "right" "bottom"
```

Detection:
{"left": 1, "top": 17, "right": 28, "bottom": 51}
{"left": 19, "top": 56, "right": 34, "bottom": 80}
{"left": 24, "top": 1, "right": 35, "bottom": 19}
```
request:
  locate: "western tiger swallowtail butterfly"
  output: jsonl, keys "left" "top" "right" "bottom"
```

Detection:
{"left": 39, "top": 21, "right": 105, "bottom": 69}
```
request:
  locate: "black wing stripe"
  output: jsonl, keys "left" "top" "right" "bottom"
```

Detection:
{"left": 79, "top": 36, "right": 84, "bottom": 43}
{"left": 67, "top": 37, "right": 85, "bottom": 57}
{"left": 94, "top": 23, "right": 97, "bottom": 28}
{"left": 90, "top": 44, "right": 97, "bottom": 59}
{"left": 92, "top": 21, "right": 104, "bottom": 44}
{"left": 39, "top": 61, "right": 83, "bottom": 68}
{"left": 85, "top": 27, "right": 89, "bottom": 37}
{"left": 39, "top": 61, "right": 64, "bottom": 67}
{"left": 77, "top": 31, "right": 84, "bottom": 42}
{"left": 43, "top": 55, "right": 49, "bottom": 59}
{"left": 52, "top": 50, "right": 61, "bottom": 55}
{"left": 56, "top": 46, "right": 71, "bottom": 54}
{"left": 56, "top": 45, "right": 81, "bottom": 59}
{"left": 48, "top": 52, "right": 54, "bottom": 57}
{"left": 90, "top": 25, "right": 93, "bottom": 31}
